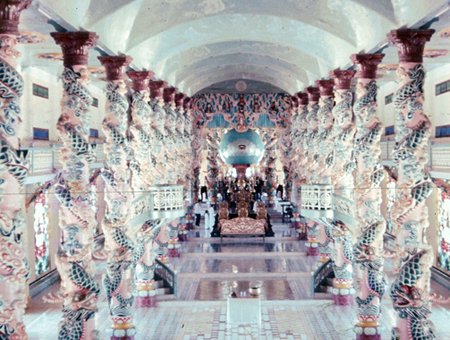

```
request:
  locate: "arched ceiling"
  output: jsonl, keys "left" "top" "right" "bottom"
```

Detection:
{"left": 31, "top": 0, "right": 450, "bottom": 95}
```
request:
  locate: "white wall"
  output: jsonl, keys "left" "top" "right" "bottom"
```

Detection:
{"left": 19, "top": 66, "right": 107, "bottom": 147}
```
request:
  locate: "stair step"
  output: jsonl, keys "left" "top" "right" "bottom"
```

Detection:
{"left": 314, "top": 292, "right": 333, "bottom": 299}
{"left": 153, "top": 280, "right": 165, "bottom": 288}
{"left": 156, "top": 294, "right": 176, "bottom": 301}
{"left": 155, "top": 287, "right": 172, "bottom": 295}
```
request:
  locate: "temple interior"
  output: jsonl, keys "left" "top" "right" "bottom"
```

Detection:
{"left": 3, "top": 1, "right": 450, "bottom": 340}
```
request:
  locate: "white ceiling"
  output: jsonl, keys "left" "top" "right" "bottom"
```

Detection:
{"left": 17, "top": 0, "right": 450, "bottom": 95}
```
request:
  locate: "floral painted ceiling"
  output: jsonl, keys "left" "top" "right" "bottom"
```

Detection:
{"left": 21, "top": 0, "right": 450, "bottom": 95}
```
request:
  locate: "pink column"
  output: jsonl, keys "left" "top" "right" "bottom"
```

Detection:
{"left": 149, "top": 80, "right": 167, "bottom": 185}
{"left": 315, "top": 79, "right": 335, "bottom": 185}
{"left": 327, "top": 70, "right": 357, "bottom": 306}
{"left": 315, "top": 81, "right": 335, "bottom": 264}
{"left": 304, "top": 88, "right": 321, "bottom": 256}
{"left": 0, "top": 1, "right": 32, "bottom": 338}
{"left": 51, "top": 31, "right": 100, "bottom": 339}
{"left": 295, "top": 92, "right": 309, "bottom": 186}
{"left": 352, "top": 53, "right": 386, "bottom": 339}
{"left": 127, "top": 71, "right": 160, "bottom": 308}
{"left": 98, "top": 56, "right": 136, "bottom": 340}
{"left": 388, "top": 29, "right": 436, "bottom": 340}
{"left": 163, "top": 86, "right": 177, "bottom": 184}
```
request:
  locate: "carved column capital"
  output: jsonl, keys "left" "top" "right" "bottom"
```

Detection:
{"left": 163, "top": 86, "right": 176, "bottom": 104}
{"left": 0, "top": 0, "right": 32, "bottom": 35}
{"left": 316, "top": 79, "right": 334, "bottom": 97}
{"left": 175, "top": 92, "right": 185, "bottom": 108}
{"left": 149, "top": 80, "right": 166, "bottom": 99}
{"left": 351, "top": 53, "right": 384, "bottom": 79}
{"left": 388, "top": 29, "right": 434, "bottom": 63}
{"left": 127, "top": 70, "right": 152, "bottom": 92}
{"left": 183, "top": 96, "right": 192, "bottom": 111}
{"left": 50, "top": 31, "right": 99, "bottom": 67}
{"left": 330, "top": 69, "right": 356, "bottom": 90}
{"left": 291, "top": 95, "right": 299, "bottom": 108}
{"left": 296, "top": 92, "right": 308, "bottom": 106}
{"left": 98, "top": 55, "right": 131, "bottom": 81}
{"left": 306, "top": 86, "right": 320, "bottom": 102}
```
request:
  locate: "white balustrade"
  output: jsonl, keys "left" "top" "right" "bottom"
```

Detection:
{"left": 129, "top": 185, "right": 185, "bottom": 227}
{"left": 430, "top": 140, "right": 450, "bottom": 170}
{"left": 26, "top": 143, "right": 105, "bottom": 176}
{"left": 300, "top": 184, "right": 334, "bottom": 220}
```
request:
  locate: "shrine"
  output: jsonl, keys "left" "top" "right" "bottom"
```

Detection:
{"left": 2, "top": 1, "right": 450, "bottom": 339}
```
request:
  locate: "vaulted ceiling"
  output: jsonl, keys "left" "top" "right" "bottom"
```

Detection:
{"left": 20, "top": 0, "right": 450, "bottom": 95}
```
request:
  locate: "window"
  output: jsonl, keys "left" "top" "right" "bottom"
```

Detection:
{"left": 385, "top": 125, "right": 395, "bottom": 136}
{"left": 89, "top": 128, "right": 99, "bottom": 138}
{"left": 32, "top": 83, "right": 49, "bottom": 99}
{"left": 436, "top": 80, "right": 450, "bottom": 95}
{"left": 92, "top": 97, "right": 99, "bottom": 107}
{"left": 436, "top": 125, "right": 450, "bottom": 138}
{"left": 33, "top": 128, "right": 49, "bottom": 140}
{"left": 385, "top": 93, "right": 393, "bottom": 105}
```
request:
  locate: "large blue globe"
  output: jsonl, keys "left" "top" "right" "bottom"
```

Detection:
{"left": 219, "top": 129, "right": 265, "bottom": 165}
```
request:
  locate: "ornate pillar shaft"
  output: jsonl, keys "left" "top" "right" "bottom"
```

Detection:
{"left": 315, "top": 81, "right": 335, "bottom": 264}
{"left": 316, "top": 79, "right": 335, "bottom": 185}
{"left": 128, "top": 71, "right": 153, "bottom": 189}
{"left": 149, "top": 80, "right": 166, "bottom": 185}
{"left": 304, "top": 87, "right": 320, "bottom": 255}
{"left": 0, "top": 1, "right": 32, "bottom": 339}
{"left": 51, "top": 31, "right": 100, "bottom": 339}
{"left": 128, "top": 71, "right": 162, "bottom": 308}
{"left": 387, "top": 29, "right": 436, "bottom": 340}
{"left": 352, "top": 53, "right": 386, "bottom": 339}
{"left": 304, "top": 86, "right": 320, "bottom": 184}
{"left": 206, "top": 131, "right": 220, "bottom": 202}
{"left": 98, "top": 56, "right": 136, "bottom": 339}
{"left": 163, "top": 86, "right": 177, "bottom": 184}
{"left": 324, "top": 70, "right": 357, "bottom": 306}
{"left": 294, "top": 92, "right": 308, "bottom": 186}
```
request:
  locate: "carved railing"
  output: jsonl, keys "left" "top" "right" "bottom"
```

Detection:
{"left": 154, "top": 258, "right": 176, "bottom": 295}
{"left": 129, "top": 185, "right": 185, "bottom": 227}
{"left": 310, "top": 259, "right": 334, "bottom": 297}
{"left": 25, "top": 144, "right": 104, "bottom": 176}
{"left": 380, "top": 137, "right": 450, "bottom": 171}
{"left": 430, "top": 140, "right": 450, "bottom": 170}
{"left": 300, "top": 184, "right": 334, "bottom": 220}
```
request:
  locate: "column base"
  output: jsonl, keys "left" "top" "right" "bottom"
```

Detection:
{"left": 178, "top": 234, "right": 188, "bottom": 242}
{"left": 111, "top": 336, "right": 134, "bottom": 340}
{"left": 333, "top": 294, "right": 353, "bottom": 305}
{"left": 298, "top": 232, "right": 307, "bottom": 240}
{"left": 135, "top": 296, "right": 156, "bottom": 308}
{"left": 356, "top": 335, "right": 381, "bottom": 340}
{"left": 168, "top": 248, "right": 180, "bottom": 257}
{"left": 306, "top": 246, "right": 319, "bottom": 256}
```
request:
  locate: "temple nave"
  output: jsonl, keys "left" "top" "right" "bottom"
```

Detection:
{"left": 3, "top": 1, "right": 450, "bottom": 340}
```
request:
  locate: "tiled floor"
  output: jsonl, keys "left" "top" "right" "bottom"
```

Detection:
{"left": 24, "top": 216, "right": 450, "bottom": 339}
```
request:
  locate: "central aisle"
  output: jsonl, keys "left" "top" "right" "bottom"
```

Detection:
{"left": 24, "top": 216, "right": 450, "bottom": 339}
